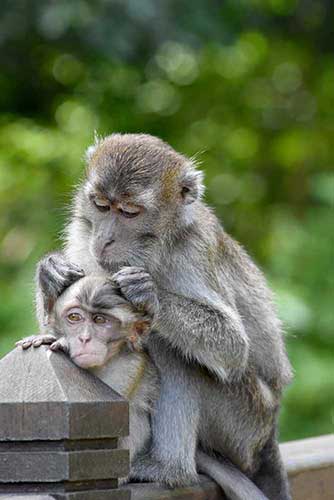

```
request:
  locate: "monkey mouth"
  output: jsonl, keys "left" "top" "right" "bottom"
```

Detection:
{"left": 72, "top": 352, "right": 105, "bottom": 368}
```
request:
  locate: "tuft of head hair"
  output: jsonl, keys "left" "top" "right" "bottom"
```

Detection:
{"left": 84, "top": 132, "right": 205, "bottom": 207}
{"left": 179, "top": 162, "right": 205, "bottom": 205}
{"left": 85, "top": 131, "right": 103, "bottom": 163}
{"left": 85, "top": 132, "right": 172, "bottom": 165}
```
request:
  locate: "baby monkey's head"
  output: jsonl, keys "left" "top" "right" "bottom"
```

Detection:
{"left": 52, "top": 275, "right": 150, "bottom": 369}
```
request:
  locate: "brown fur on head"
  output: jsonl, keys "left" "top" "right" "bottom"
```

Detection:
{"left": 69, "top": 133, "right": 205, "bottom": 270}
{"left": 85, "top": 133, "right": 204, "bottom": 208}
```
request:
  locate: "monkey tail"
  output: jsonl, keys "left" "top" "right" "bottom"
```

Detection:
{"left": 196, "top": 450, "right": 269, "bottom": 500}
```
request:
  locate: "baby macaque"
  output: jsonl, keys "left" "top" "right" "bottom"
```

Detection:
{"left": 18, "top": 274, "right": 268, "bottom": 499}
{"left": 52, "top": 275, "right": 157, "bottom": 469}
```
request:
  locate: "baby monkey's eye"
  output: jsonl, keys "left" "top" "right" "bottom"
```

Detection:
{"left": 93, "top": 314, "right": 107, "bottom": 324}
{"left": 67, "top": 312, "right": 83, "bottom": 323}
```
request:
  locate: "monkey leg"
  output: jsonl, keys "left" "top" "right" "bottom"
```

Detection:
{"left": 146, "top": 336, "right": 200, "bottom": 487}
{"left": 251, "top": 434, "right": 291, "bottom": 500}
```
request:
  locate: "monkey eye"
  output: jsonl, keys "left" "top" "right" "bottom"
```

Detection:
{"left": 67, "top": 312, "right": 83, "bottom": 323}
{"left": 93, "top": 314, "right": 108, "bottom": 324}
{"left": 93, "top": 197, "right": 111, "bottom": 213}
{"left": 117, "top": 204, "right": 140, "bottom": 219}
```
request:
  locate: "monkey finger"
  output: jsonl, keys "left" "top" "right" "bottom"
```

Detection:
{"left": 20, "top": 340, "right": 33, "bottom": 349}
{"left": 114, "top": 266, "right": 146, "bottom": 276}
{"left": 121, "top": 282, "right": 157, "bottom": 301}
{"left": 32, "top": 335, "right": 57, "bottom": 347}
{"left": 50, "top": 338, "right": 69, "bottom": 353}
{"left": 32, "top": 338, "right": 43, "bottom": 347}
{"left": 16, "top": 336, "right": 36, "bottom": 349}
{"left": 113, "top": 273, "right": 152, "bottom": 289}
{"left": 56, "top": 262, "right": 85, "bottom": 278}
{"left": 22, "top": 343, "right": 32, "bottom": 350}
{"left": 40, "top": 256, "right": 84, "bottom": 283}
{"left": 49, "top": 342, "right": 60, "bottom": 352}
{"left": 60, "top": 261, "right": 84, "bottom": 274}
{"left": 47, "top": 266, "right": 73, "bottom": 285}
{"left": 112, "top": 268, "right": 149, "bottom": 283}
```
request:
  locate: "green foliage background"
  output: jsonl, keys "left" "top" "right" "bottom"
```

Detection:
{"left": 0, "top": 0, "right": 333, "bottom": 442}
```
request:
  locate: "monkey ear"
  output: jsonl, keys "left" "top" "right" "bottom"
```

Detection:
{"left": 110, "top": 305, "right": 135, "bottom": 324}
{"left": 180, "top": 164, "right": 205, "bottom": 205}
{"left": 134, "top": 319, "right": 151, "bottom": 336}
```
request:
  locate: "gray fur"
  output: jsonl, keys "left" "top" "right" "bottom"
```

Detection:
{"left": 32, "top": 133, "right": 292, "bottom": 499}
{"left": 47, "top": 275, "right": 269, "bottom": 499}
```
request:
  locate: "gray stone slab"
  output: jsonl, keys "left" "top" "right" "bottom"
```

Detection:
{"left": 125, "top": 476, "right": 225, "bottom": 500}
{"left": 0, "top": 479, "right": 118, "bottom": 493}
{"left": 280, "top": 435, "right": 334, "bottom": 500}
{"left": 4, "top": 496, "right": 54, "bottom": 499}
{"left": 2, "top": 436, "right": 334, "bottom": 499}
{"left": 55, "top": 492, "right": 130, "bottom": 500}
{"left": 0, "top": 448, "right": 129, "bottom": 482}
{"left": 4, "top": 492, "right": 130, "bottom": 500}
{"left": 280, "top": 433, "right": 334, "bottom": 473}
{"left": 0, "top": 347, "right": 129, "bottom": 440}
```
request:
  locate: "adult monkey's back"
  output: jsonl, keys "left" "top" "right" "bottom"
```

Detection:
{"left": 35, "top": 133, "right": 293, "bottom": 499}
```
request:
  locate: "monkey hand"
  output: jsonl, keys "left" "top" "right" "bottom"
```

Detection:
{"left": 16, "top": 333, "right": 57, "bottom": 350}
{"left": 38, "top": 253, "right": 85, "bottom": 303}
{"left": 130, "top": 453, "right": 199, "bottom": 487}
{"left": 49, "top": 337, "right": 69, "bottom": 354}
{"left": 112, "top": 267, "right": 159, "bottom": 318}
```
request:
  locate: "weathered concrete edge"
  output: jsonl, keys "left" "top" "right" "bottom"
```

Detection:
{"left": 125, "top": 434, "right": 334, "bottom": 499}
{"left": 4, "top": 435, "right": 334, "bottom": 498}
{"left": 280, "top": 433, "right": 334, "bottom": 474}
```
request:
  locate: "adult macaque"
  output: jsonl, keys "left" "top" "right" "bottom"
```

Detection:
{"left": 26, "top": 134, "right": 292, "bottom": 499}
{"left": 18, "top": 274, "right": 269, "bottom": 500}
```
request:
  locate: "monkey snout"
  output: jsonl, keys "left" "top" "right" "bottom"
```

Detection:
{"left": 103, "top": 239, "right": 115, "bottom": 251}
{"left": 79, "top": 336, "right": 91, "bottom": 345}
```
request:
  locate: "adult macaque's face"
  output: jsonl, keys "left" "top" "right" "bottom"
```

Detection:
{"left": 83, "top": 182, "right": 159, "bottom": 270}
{"left": 77, "top": 134, "right": 194, "bottom": 271}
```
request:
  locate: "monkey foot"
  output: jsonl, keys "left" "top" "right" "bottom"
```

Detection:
{"left": 130, "top": 454, "right": 199, "bottom": 487}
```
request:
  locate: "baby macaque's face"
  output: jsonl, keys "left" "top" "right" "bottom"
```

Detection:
{"left": 59, "top": 305, "right": 123, "bottom": 369}
{"left": 53, "top": 275, "right": 146, "bottom": 369}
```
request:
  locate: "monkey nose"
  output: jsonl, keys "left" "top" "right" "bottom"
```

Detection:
{"left": 103, "top": 239, "right": 115, "bottom": 251}
{"left": 79, "top": 336, "right": 91, "bottom": 344}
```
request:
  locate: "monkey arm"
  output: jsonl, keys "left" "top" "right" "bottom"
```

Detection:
{"left": 156, "top": 290, "right": 249, "bottom": 381}
{"left": 112, "top": 266, "right": 249, "bottom": 381}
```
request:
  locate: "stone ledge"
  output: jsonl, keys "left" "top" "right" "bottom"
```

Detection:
{"left": 1, "top": 348, "right": 333, "bottom": 499}
{"left": 124, "top": 434, "right": 334, "bottom": 500}
{"left": 3, "top": 436, "right": 334, "bottom": 498}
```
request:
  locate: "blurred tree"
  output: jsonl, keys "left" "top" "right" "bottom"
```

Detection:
{"left": 0, "top": 0, "right": 333, "bottom": 442}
